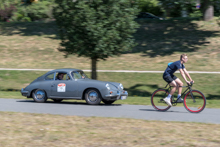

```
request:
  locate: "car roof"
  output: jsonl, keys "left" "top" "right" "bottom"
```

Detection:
{"left": 49, "top": 68, "right": 82, "bottom": 73}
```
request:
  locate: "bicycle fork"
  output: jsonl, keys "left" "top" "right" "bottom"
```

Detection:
{"left": 189, "top": 90, "right": 196, "bottom": 103}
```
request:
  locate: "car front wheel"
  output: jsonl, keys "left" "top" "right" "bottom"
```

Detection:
{"left": 32, "top": 89, "right": 47, "bottom": 103}
{"left": 85, "top": 89, "right": 101, "bottom": 105}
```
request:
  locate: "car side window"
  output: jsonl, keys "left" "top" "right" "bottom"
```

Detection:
{"left": 63, "top": 74, "right": 71, "bottom": 80}
{"left": 71, "top": 71, "right": 81, "bottom": 79}
{"left": 45, "top": 73, "right": 55, "bottom": 80}
{"left": 55, "top": 72, "right": 70, "bottom": 80}
{"left": 66, "top": 74, "right": 71, "bottom": 80}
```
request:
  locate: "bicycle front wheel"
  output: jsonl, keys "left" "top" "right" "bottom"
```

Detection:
{"left": 151, "top": 89, "right": 171, "bottom": 111}
{"left": 184, "top": 90, "right": 206, "bottom": 113}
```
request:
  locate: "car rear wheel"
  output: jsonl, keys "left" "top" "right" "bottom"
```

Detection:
{"left": 52, "top": 99, "right": 63, "bottom": 103}
{"left": 102, "top": 99, "right": 115, "bottom": 105}
{"left": 32, "top": 89, "right": 47, "bottom": 103}
{"left": 85, "top": 89, "right": 101, "bottom": 105}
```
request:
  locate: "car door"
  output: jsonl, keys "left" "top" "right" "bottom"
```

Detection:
{"left": 50, "top": 72, "right": 79, "bottom": 98}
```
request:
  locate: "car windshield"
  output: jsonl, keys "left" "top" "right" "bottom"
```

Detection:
{"left": 71, "top": 71, "right": 88, "bottom": 79}
{"left": 147, "top": 13, "right": 155, "bottom": 16}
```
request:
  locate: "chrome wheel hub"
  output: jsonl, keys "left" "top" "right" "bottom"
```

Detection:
{"left": 88, "top": 91, "right": 98, "bottom": 102}
{"left": 35, "top": 90, "right": 45, "bottom": 100}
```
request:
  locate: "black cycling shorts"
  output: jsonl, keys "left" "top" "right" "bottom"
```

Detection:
{"left": 163, "top": 74, "right": 177, "bottom": 84}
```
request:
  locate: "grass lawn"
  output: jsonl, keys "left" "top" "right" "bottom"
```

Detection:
{"left": 0, "top": 18, "right": 220, "bottom": 71}
{"left": 0, "top": 111, "right": 220, "bottom": 147}
{"left": 0, "top": 18, "right": 220, "bottom": 146}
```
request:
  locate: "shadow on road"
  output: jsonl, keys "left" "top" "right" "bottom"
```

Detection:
{"left": 16, "top": 100, "right": 122, "bottom": 106}
{"left": 139, "top": 109, "right": 188, "bottom": 113}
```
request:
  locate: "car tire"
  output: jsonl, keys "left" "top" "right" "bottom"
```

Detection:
{"left": 102, "top": 99, "right": 115, "bottom": 105}
{"left": 52, "top": 99, "right": 63, "bottom": 103}
{"left": 32, "top": 89, "right": 48, "bottom": 103}
{"left": 85, "top": 89, "right": 101, "bottom": 105}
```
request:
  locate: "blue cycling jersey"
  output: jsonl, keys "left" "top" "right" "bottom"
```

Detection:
{"left": 163, "top": 60, "right": 185, "bottom": 77}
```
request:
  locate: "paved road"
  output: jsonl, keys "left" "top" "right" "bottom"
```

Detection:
{"left": 0, "top": 98, "right": 219, "bottom": 124}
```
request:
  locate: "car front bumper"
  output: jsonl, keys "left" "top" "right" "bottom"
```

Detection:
{"left": 105, "top": 90, "right": 128, "bottom": 100}
{"left": 21, "top": 88, "right": 29, "bottom": 97}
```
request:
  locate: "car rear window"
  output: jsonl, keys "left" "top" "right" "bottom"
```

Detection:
{"left": 45, "top": 72, "right": 54, "bottom": 80}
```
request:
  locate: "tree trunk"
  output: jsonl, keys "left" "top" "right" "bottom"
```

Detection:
{"left": 91, "top": 58, "right": 97, "bottom": 79}
{"left": 202, "top": 0, "right": 214, "bottom": 21}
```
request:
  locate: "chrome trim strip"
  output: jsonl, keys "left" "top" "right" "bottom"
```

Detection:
{"left": 49, "top": 96, "right": 82, "bottom": 99}
{"left": 105, "top": 91, "right": 128, "bottom": 98}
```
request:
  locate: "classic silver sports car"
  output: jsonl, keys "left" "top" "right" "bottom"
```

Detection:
{"left": 21, "top": 68, "right": 128, "bottom": 105}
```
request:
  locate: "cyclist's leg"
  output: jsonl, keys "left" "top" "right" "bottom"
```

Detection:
{"left": 163, "top": 75, "right": 177, "bottom": 95}
{"left": 169, "top": 81, "right": 177, "bottom": 95}
{"left": 163, "top": 75, "right": 177, "bottom": 106}
{"left": 174, "top": 77, "right": 184, "bottom": 102}
{"left": 174, "top": 78, "right": 183, "bottom": 95}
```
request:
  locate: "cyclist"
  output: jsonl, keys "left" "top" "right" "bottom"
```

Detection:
{"left": 163, "top": 54, "right": 194, "bottom": 106}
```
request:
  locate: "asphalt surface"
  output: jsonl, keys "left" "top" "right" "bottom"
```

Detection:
{"left": 0, "top": 98, "right": 220, "bottom": 124}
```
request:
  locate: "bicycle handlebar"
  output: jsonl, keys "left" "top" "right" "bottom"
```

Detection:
{"left": 187, "top": 81, "right": 194, "bottom": 86}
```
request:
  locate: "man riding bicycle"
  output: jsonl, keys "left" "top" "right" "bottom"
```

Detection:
{"left": 163, "top": 54, "right": 194, "bottom": 106}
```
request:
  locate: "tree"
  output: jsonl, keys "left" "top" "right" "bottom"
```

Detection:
{"left": 159, "top": 0, "right": 218, "bottom": 21}
{"left": 53, "top": 0, "right": 139, "bottom": 79}
{"left": 136, "top": 0, "right": 163, "bottom": 16}
{"left": 201, "top": 0, "right": 214, "bottom": 21}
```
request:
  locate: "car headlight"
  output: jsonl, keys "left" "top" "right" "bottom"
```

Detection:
{"left": 119, "top": 83, "right": 123, "bottom": 90}
{"left": 106, "top": 83, "right": 110, "bottom": 90}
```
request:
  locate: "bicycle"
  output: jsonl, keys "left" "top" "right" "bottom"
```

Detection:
{"left": 151, "top": 82, "right": 206, "bottom": 113}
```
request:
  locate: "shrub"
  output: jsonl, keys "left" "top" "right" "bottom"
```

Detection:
{"left": 189, "top": 10, "right": 203, "bottom": 18}
{"left": 11, "top": 0, "right": 56, "bottom": 22}
{"left": 0, "top": 4, "right": 16, "bottom": 22}
{"left": 137, "top": 0, "right": 163, "bottom": 16}
{"left": 10, "top": 6, "right": 31, "bottom": 22}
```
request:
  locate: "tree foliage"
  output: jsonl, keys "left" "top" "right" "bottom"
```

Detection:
{"left": 53, "top": 0, "right": 139, "bottom": 79}
{"left": 136, "top": 0, "right": 163, "bottom": 16}
{"left": 158, "top": 0, "right": 219, "bottom": 20}
{"left": 0, "top": 0, "right": 55, "bottom": 22}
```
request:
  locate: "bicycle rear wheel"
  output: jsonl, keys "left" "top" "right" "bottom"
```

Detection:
{"left": 183, "top": 90, "right": 206, "bottom": 113}
{"left": 151, "top": 89, "right": 171, "bottom": 111}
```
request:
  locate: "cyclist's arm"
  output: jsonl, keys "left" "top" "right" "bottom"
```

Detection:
{"left": 179, "top": 68, "right": 190, "bottom": 84}
{"left": 183, "top": 68, "right": 193, "bottom": 81}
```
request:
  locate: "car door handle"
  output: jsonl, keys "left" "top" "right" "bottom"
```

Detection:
{"left": 51, "top": 84, "right": 55, "bottom": 87}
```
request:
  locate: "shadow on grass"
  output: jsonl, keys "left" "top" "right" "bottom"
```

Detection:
{"left": 1, "top": 17, "right": 220, "bottom": 57}
{"left": 124, "top": 84, "right": 159, "bottom": 97}
{"left": 206, "top": 94, "right": 220, "bottom": 100}
{"left": 132, "top": 18, "right": 220, "bottom": 57}
{"left": 0, "top": 88, "right": 20, "bottom": 92}
{"left": 125, "top": 83, "right": 220, "bottom": 100}
{"left": 0, "top": 21, "right": 59, "bottom": 39}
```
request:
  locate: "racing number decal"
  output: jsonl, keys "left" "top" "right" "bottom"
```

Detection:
{"left": 57, "top": 83, "right": 66, "bottom": 92}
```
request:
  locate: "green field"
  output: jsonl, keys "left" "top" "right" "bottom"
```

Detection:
{"left": 0, "top": 20, "right": 219, "bottom": 99}
{"left": 0, "top": 18, "right": 220, "bottom": 104}
{"left": 0, "top": 18, "right": 219, "bottom": 107}
{"left": 0, "top": 70, "right": 219, "bottom": 108}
